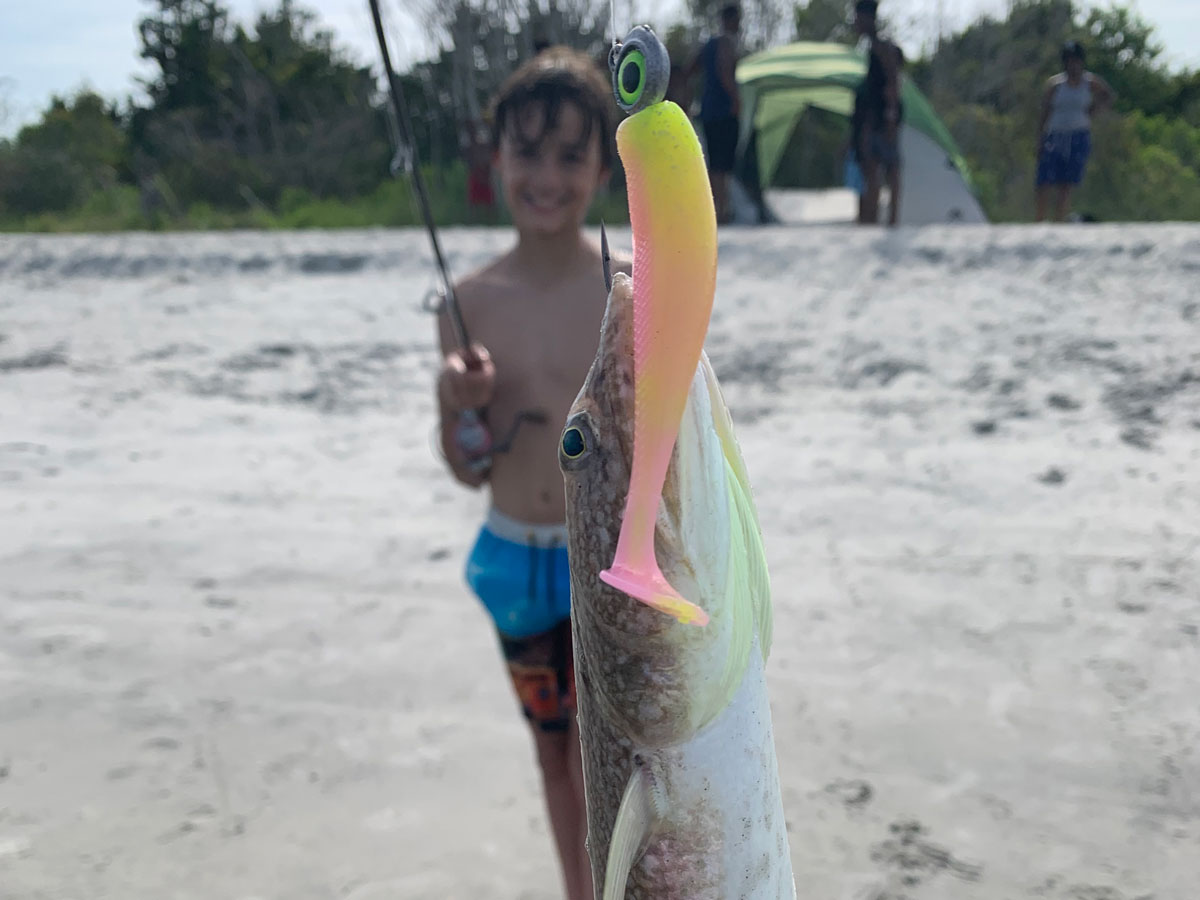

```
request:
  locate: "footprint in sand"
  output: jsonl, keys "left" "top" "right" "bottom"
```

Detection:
{"left": 1121, "top": 427, "right": 1157, "bottom": 451}
{"left": 1038, "top": 466, "right": 1068, "bottom": 485}
{"left": 1085, "top": 658, "right": 1148, "bottom": 703}
{"left": 824, "top": 777, "right": 873, "bottom": 808}
{"left": 869, "top": 818, "right": 983, "bottom": 889}
{"left": 1047, "top": 392, "right": 1083, "bottom": 411}
{"left": 0, "top": 344, "right": 69, "bottom": 373}
{"left": 1065, "top": 886, "right": 1151, "bottom": 900}
{"left": 142, "top": 736, "right": 181, "bottom": 751}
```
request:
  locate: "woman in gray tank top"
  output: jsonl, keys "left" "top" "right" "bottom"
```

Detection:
{"left": 1035, "top": 41, "right": 1116, "bottom": 222}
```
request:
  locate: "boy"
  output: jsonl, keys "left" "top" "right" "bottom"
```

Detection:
{"left": 435, "top": 47, "right": 627, "bottom": 900}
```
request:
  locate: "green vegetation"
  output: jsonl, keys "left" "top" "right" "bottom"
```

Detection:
{"left": 913, "top": 0, "right": 1200, "bottom": 220}
{"left": 1, "top": 0, "right": 1198, "bottom": 229}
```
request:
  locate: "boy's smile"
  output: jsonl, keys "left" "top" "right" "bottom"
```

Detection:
{"left": 496, "top": 103, "right": 608, "bottom": 236}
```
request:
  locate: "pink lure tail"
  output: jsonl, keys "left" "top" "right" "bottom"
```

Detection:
{"left": 598, "top": 100, "right": 718, "bottom": 627}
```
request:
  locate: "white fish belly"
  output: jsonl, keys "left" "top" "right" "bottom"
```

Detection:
{"left": 647, "top": 640, "right": 795, "bottom": 899}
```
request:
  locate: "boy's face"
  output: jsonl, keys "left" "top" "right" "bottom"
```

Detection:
{"left": 495, "top": 102, "right": 608, "bottom": 237}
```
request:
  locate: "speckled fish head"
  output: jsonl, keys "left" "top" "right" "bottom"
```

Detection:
{"left": 561, "top": 272, "right": 733, "bottom": 743}
{"left": 561, "top": 271, "right": 638, "bottom": 629}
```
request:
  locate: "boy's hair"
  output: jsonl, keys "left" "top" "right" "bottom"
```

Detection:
{"left": 490, "top": 46, "right": 615, "bottom": 170}
{"left": 855, "top": 0, "right": 879, "bottom": 16}
{"left": 720, "top": 4, "right": 741, "bottom": 23}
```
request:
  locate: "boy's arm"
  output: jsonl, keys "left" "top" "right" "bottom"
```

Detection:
{"left": 435, "top": 294, "right": 492, "bottom": 489}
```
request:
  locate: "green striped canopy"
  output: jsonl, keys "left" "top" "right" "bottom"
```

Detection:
{"left": 736, "top": 41, "right": 972, "bottom": 189}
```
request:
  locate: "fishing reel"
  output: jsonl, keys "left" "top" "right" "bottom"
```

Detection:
{"left": 455, "top": 409, "right": 494, "bottom": 475}
{"left": 453, "top": 409, "right": 549, "bottom": 477}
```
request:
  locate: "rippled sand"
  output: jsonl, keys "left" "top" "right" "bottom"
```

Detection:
{"left": 1, "top": 225, "right": 1197, "bottom": 899}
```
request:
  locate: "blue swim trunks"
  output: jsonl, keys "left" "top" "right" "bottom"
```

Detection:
{"left": 1037, "top": 130, "right": 1091, "bottom": 186}
{"left": 466, "top": 510, "right": 576, "bottom": 732}
{"left": 465, "top": 508, "right": 571, "bottom": 640}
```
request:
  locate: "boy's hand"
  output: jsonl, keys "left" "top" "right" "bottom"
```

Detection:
{"left": 441, "top": 342, "right": 496, "bottom": 411}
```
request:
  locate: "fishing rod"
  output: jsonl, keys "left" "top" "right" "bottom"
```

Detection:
{"left": 368, "top": 0, "right": 497, "bottom": 472}
{"left": 368, "top": 0, "right": 471, "bottom": 353}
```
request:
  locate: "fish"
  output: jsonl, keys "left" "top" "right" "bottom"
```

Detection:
{"left": 558, "top": 24, "right": 796, "bottom": 900}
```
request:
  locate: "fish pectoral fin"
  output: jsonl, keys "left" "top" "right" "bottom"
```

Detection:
{"left": 603, "top": 763, "right": 661, "bottom": 900}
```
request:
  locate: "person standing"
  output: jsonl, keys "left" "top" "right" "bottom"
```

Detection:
{"left": 687, "top": 4, "right": 742, "bottom": 224}
{"left": 1035, "top": 41, "right": 1115, "bottom": 222}
{"left": 436, "top": 48, "right": 626, "bottom": 900}
{"left": 852, "top": 0, "right": 905, "bottom": 226}
{"left": 461, "top": 118, "right": 496, "bottom": 224}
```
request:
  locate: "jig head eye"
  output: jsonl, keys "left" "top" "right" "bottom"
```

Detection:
{"left": 609, "top": 25, "right": 669, "bottom": 115}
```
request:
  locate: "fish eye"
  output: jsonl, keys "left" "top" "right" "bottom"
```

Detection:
{"left": 561, "top": 426, "right": 587, "bottom": 459}
{"left": 610, "top": 26, "right": 669, "bottom": 115}
{"left": 559, "top": 417, "right": 597, "bottom": 472}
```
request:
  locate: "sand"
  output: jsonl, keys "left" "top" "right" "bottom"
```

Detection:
{"left": 0, "top": 225, "right": 1197, "bottom": 900}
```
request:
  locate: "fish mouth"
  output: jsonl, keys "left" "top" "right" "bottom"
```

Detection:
{"left": 561, "top": 268, "right": 634, "bottom": 561}
{"left": 573, "top": 270, "right": 637, "bottom": 441}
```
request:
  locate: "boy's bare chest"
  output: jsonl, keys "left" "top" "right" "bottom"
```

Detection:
{"left": 477, "top": 298, "right": 603, "bottom": 415}
{"left": 493, "top": 317, "right": 598, "bottom": 401}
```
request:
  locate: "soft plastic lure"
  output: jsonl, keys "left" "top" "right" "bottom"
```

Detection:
{"left": 597, "top": 26, "right": 719, "bottom": 627}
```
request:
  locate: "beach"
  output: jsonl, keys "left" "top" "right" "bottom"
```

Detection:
{"left": 1, "top": 225, "right": 1197, "bottom": 899}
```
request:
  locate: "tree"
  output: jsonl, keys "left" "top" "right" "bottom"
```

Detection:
{"left": 0, "top": 77, "right": 13, "bottom": 136}
{"left": 412, "top": 0, "right": 611, "bottom": 133}
{"left": 137, "top": 0, "right": 233, "bottom": 115}
{"left": 687, "top": 0, "right": 791, "bottom": 51}
{"left": 1081, "top": 6, "right": 1172, "bottom": 116}
{"left": 793, "top": 0, "right": 854, "bottom": 44}
{"left": 909, "top": 0, "right": 1200, "bottom": 222}
{"left": 128, "top": 0, "right": 389, "bottom": 208}
{"left": 0, "top": 91, "right": 128, "bottom": 214}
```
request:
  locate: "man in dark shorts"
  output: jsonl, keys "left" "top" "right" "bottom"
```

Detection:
{"left": 687, "top": 4, "right": 742, "bottom": 224}
{"left": 852, "top": 0, "right": 905, "bottom": 226}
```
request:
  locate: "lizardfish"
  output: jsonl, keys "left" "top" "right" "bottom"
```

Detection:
{"left": 559, "top": 24, "right": 796, "bottom": 900}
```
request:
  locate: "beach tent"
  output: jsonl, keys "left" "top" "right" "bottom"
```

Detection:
{"left": 733, "top": 41, "right": 987, "bottom": 225}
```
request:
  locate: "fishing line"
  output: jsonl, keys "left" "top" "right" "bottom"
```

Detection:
{"left": 368, "top": 0, "right": 493, "bottom": 471}
{"left": 369, "top": 0, "right": 555, "bottom": 474}
{"left": 368, "top": 0, "right": 471, "bottom": 352}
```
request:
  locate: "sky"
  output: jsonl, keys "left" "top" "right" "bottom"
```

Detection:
{"left": 2, "top": 0, "right": 1199, "bottom": 137}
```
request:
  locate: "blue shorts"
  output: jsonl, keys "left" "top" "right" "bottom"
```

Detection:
{"left": 844, "top": 149, "right": 865, "bottom": 196}
{"left": 465, "top": 509, "right": 571, "bottom": 640}
{"left": 1037, "top": 130, "right": 1091, "bottom": 186}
